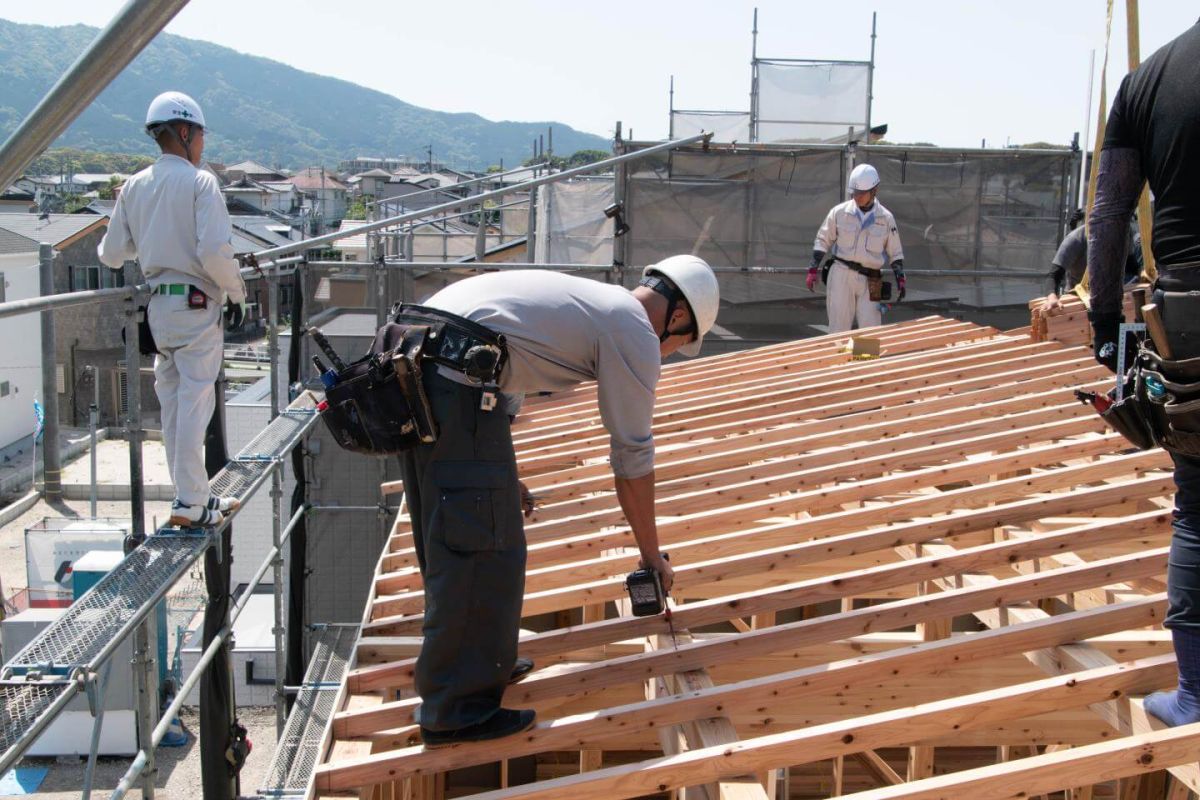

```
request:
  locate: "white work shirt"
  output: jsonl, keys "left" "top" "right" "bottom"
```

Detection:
{"left": 814, "top": 199, "right": 904, "bottom": 271}
{"left": 98, "top": 155, "right": 245, "bottom": 303}
{"left": 425, "top": 271, "right": 660, "bottom": 479}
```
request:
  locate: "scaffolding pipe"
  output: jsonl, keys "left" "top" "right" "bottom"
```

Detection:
{"left": 110, "top": 503, "right": 311, "bottom": 800}
{"left": 252, "top": 133, "right": 710, "bottom": 262}
{"left": 123, "top": 263, "right": 147, "bottom": 540}
{"left": 39, "top": 244, "right": 61, "bottom": 500}
{"left": 0, "top": 284, "right": 135, "bottom": 322}
{"left": 0, "top": 0, "right": 191, "bottom": 192}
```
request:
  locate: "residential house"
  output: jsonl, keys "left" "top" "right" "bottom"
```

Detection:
{"left": 0, "top": 187, "right": 36, "bottom": 212}
{"left": 223, "top": 160, "right": 286, "bottom": 183}
{"left": 222, "top": 177, "right": 298, "bottom": 216}
{"left": 290, "top": 168, "right": 349, "bottom": 227}
{"left": 0, "top": 231, "right": 43, "bottom": 457}
{"left": 350, "top": 168, "right": 392, "bottom": 199}
{"left": 0, "top": 213, "right": 147, "bottom": 429}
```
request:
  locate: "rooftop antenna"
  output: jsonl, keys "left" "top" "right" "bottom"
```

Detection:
{"left": 669, "top": 75, "right": 675, "bottom": 138}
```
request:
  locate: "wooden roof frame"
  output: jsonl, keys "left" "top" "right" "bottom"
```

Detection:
{"left": 310, "top": 316, "right": 1199, "bottom": 800}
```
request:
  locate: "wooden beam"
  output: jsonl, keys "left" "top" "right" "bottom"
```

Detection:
{"left": 833, "top": 723, "right": 1200, "bottom": 800}
{"left": 320, "top": 657, "right": 1177, "bottom": 797}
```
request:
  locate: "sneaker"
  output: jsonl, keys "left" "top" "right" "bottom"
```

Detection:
{"left": 169, "top": 501, "right": 226, "bottom": 529}
{"left": 420, "top": 708, "right": 536, "bottom": 749}
{"left": 509, "top": 658, "right": 534, "bottom": 684}
{"left": 206, "top": 495, "right": 241, "bottom": 514}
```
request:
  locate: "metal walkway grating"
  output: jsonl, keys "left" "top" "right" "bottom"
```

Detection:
{"left": 261, "top": 625, "right": 358, "bottom": 797}
{"left": 6, "top": 534, "right": 210, "bottom": 671}
{"left": 0, "top": 392, "right": 321, "bottom": 773}
{"left": 0, "top": 682, "right": 75, "bottom": 762}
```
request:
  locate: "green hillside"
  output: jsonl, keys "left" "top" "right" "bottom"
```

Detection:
{"left": 0, "top": 18, "right": 610, "bottom": 170}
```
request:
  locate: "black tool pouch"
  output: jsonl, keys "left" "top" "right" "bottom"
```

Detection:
{"left": 318, "top": 322, "right": 438, "bottom": 455}
{"left": 1096, "top": 368, "right": 1158, "bottom": 450}
{"left": 1139, "top": 349, "right": 1200, "bottom": 456}
{"left": 120, "top": 301, "right": 158, "bottom": 356}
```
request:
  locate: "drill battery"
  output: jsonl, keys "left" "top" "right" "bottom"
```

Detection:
{"left": 625, "top": 566, "right": 666, "bottom": 617}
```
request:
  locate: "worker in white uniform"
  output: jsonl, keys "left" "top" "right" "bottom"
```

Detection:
{"left": 807, "top": 164, "right": 906, "bottom": 333}
{"left": 99, "top": 91, "right": 247, "bottom": 528}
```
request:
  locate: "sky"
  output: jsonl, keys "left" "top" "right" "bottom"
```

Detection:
{"left": 2, "top": 1, "right": 1198, "bottom": 150}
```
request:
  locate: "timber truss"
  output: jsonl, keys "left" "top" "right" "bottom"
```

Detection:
{"left": 311, "top": 316, "right": 1200, "bottom": 800}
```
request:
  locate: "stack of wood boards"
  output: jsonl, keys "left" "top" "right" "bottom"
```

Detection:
{"left": 1029, "top": 287, "right": 1143, "bottom": 346}
{"left": 312, "top": 315, "right": 1200, "bottom": 800}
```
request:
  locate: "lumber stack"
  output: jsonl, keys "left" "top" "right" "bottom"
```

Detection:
{"left": 312, "top": 315, "right": 1195, "bottom": 800}
{"left": 1029, "top": 286, "right": 1145, "bottom": 346}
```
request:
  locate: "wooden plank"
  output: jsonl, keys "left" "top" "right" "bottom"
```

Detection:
{"left": 831, "top": 723, "right": 1200, "bottom": 800}
{"left": 322, "top": 658, "right": 1177, "bottom": 798}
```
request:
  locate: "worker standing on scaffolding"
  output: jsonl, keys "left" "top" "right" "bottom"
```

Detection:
{"left": 807, "top": 164, "right": 906, "bottom": 333}
{"left": 1088, "top": 19, "right": 1200, "bottom": 727}
{"left": 396, "top": 255, "right": 719, "bottom": 747}
{"left": 98, "top": 91, "right": 247, "bottom": 528}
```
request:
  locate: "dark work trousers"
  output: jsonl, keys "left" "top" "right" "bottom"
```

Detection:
{"left": 1168, "top": 452, "right": 1200, "bottom": 630}
{"left": 398, "top": 363, "right": 526, "bottom": 731}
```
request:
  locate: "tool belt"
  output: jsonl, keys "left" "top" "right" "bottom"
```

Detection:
{"left": 836, "top": 259, "right": 891, "bottom": 302}
{"left": 1086, "top": 291, "right": 1200, "bottom": 457}
{"left": 316, "top": 304, "right": 506, "bottom": 456}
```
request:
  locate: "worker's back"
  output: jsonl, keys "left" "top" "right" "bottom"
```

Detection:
{"left": 1105, "top": 21, "right": 1200, "bottom": 267}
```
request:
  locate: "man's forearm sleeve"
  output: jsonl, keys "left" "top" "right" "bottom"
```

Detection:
{"left": 1087, "top": 147, "right": 1143, "bottom": 316}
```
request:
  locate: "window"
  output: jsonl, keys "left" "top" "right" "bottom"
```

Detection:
{"left": 70, "top": 265, "right": 124, "bottom": 292}
{"left": 0, "top": 271, "right": 5, "bottom": 303}
{"left": 0, "top": 381, "right": 8, "bottom": 397}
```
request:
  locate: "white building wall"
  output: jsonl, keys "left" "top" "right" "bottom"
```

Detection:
{"left": 0, "top": 253, "right": 43, "bottom": 453}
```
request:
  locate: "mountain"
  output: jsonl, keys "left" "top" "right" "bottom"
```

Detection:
{"left": 0, "top": 18, "right": 610, "bottom": 170}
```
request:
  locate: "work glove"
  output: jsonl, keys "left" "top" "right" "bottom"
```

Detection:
{"left": 896, "top": 275, "right": 907, "bottom": 302}
{"left": 1089, "top": 311, "right": 1133, "bottom": 373}
{"left": 806, "top": 267, "right": 819, "bottom": 292}
{"left": 224, "top": 297, "right": 247, "bottom": 331}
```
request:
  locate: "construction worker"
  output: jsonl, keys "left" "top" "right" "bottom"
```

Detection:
{"left": 1043, "top": 209, "right": 1141, "bottom": 310}
{"left": 397, "top": 256, "right": 719, "bottom": 747}
{"left": 98, "top": 91, "right": 247, "bottom": 528}
{"left": 1087, "top": 20, "right": 1200, "bottom": 727}
{"left": 807, "top": 164, "right": 905, "bottom": 333}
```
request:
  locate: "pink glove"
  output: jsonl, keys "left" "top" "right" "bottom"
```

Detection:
{"left": 806, "top": 267, "right": 818, "bottom": 292}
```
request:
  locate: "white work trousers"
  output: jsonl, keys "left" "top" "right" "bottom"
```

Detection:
{"left": 148, "top": 293, "right": 223, "bottom": 506}
{"left": 825, "top": 262, "right": 881, "bottom": 333}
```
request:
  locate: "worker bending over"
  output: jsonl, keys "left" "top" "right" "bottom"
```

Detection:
{"left": 808, "top": 164, "right": 906, "bottom": 333}
{"left": 99, "top": 91, "right": 247, "bottom": 528}
{"left": 1043, "top": 209, "right": 1141, "bottom": 310}
{"left": 1088, "top": 19, "right": 1200, "bottom": 727}
{"left": 397, "top": 256, "right": 719, "bottom": 747}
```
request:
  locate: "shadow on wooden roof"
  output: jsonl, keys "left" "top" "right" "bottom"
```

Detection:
{"left": 311, "top": 315, "right": 1199, "bottom": 800}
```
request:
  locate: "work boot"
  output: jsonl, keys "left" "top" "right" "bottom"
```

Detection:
{"left": 206, "top": 495, "right": 241, "bottom": 514}
{"left": 420, "top": 708, "right": 536, "bottom": 749}
{"left": 509, "top": 658, "right": 534, "bottom": 684}
{"left": 1145, "top": 627, "right": 1200, "bottom": 726}
{"left": 168, "top": 500, "right": 226, "bottom": 529}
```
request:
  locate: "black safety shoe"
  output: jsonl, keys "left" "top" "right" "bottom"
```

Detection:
{"left": 509, "top": 658, "right": 534, "bottom": 684}
{"left": 420, "top": 708, "right": 536, "bottom": 749}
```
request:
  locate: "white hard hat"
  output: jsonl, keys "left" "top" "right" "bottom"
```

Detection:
{"left": 848, "top": 163, "right": 880, "bottom": 192}
{"left": 145, "top": 91, "right": 205, "bottom": 132}
{"left": 643, "top": 255, "right": 720, "bottom": 357}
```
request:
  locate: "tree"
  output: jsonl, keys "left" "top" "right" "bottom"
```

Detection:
{"left": 98, "top": 175, "right": 122, "bottom": 200}
{"left": 345, "top": 196, "right": 368, "bottom": 219}
{"left": 566, "top": 149, "right": 608, "bottom": 167}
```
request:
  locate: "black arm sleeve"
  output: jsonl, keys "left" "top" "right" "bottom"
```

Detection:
{"left": 1045, "top": 265, "right": 1066, "bottom": 296}
{"left": 1087, "top": 147, "right": 1144, "bottom": 315}
{"left": 811, "top": 250, "right": 826, "bottom": 268}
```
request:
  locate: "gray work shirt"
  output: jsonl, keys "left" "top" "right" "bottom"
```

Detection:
{"left": 425, "top": 271, "right": 660, "bottom": 479}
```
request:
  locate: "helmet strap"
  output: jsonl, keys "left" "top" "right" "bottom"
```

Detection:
{"left": 640, "top": 274, "right": 696, "bottom": 343}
